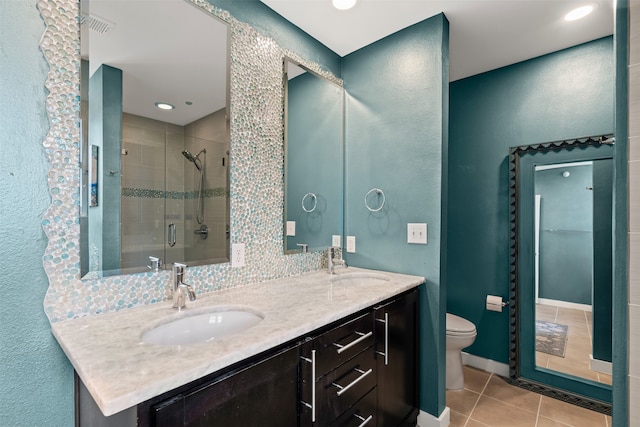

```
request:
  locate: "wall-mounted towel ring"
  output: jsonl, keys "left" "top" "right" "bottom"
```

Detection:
{"left": 302, "top": 192, "right": 318, "bottom": 213}
{"left": 365, "top": 188, "right": 385, "bottom": 212}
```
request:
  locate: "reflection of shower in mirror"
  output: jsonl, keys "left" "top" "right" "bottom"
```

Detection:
{"left": 183, "top": 149, "right": 206, "bottom": 225}
{"left": 182, "top": 149, "right": 205, "bottom": 171}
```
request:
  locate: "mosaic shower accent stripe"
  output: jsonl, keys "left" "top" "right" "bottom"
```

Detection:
{"left": 40, "top": 0, "right": 340, "bottom": 323}
{"left": 122, "top": 187, "right": 228, "bottom": 199}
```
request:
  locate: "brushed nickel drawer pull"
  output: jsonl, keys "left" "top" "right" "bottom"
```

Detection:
{"left": 332, "top": 368, "right": 373, "bottom": 396}
{"left": 375, "top": 313, "right": 389, "bottom": 365}
{"left": 333, "top": 331, "right": 373, "bottom": 354}
{"left": 300, "top": 350, "right": 316, "bottom": 422}
{"left": 354, "top": 414, "right": 373, "bottom": 426}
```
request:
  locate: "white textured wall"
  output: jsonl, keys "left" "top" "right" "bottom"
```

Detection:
{"left": 629, "top": 0, "right": 640, "bottom": 424}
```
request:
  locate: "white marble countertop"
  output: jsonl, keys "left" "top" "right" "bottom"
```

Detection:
{"left": 51, "top": 267, "right": 424, "bottom": 416}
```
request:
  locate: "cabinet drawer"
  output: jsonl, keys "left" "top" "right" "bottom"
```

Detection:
{"left": 329, "top": 387, "right": 376, "bottom": 427}
{"left": 301, "top": 348, "right": 376, "bottom": 425}
{"left": 305, "top": 311, "right": 374, "bottom": 377}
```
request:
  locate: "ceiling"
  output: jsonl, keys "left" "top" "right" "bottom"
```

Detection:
{"left": 260, "top": 0, "right": 614, "bottom": 81}
{"left": 85, "top": 0, "right": 613, "bottom": 126}
{"left": 86, "top": 0, "right": 228, "bottom": 126}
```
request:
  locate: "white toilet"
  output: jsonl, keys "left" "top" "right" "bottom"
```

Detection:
{"left": 446, "top": 313, "right": 477, "bottom": 390}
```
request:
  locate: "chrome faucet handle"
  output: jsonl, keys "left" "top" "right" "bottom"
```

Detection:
{"left": 297, "top": 243, "right": 309, "bottom": 253}
{"left": 148, "top": 256, "right": 162, "bottom": 271}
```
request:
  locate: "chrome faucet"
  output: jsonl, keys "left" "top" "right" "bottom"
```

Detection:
{"left": 327, "top": 246, "right": 348, "bottom": 274}
{"left": 172, "top": 262, "right": 196, "bottom": 309}
{"left": 148, "top": 256, "right": 162, "bottom": 272}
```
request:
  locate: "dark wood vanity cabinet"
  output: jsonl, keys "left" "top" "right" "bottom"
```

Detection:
{"left": 299, "top": 312, "right": 377, "bottom": 426}
{"left": 374, "top": 290, "right": 419, "bottom": 427}
{"left": 150, "top": 344, "right": 300, "bottom": 427}
{"left": 76, "top": 289, "right": 419, "bottom": 427}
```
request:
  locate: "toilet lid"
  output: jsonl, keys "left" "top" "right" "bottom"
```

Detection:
{"left": 446, "top": 313, "right": 476, "bottom": 334}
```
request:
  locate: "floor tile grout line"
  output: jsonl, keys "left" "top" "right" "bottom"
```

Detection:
{"left": 463, "top": 372, "right": 493, "bottom": 427}
{"left": 533, "top": 392, "right": 542, "bottom": 427}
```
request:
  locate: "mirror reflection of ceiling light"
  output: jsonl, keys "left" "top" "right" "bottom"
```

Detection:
{"left": 154, "top": 102, "right": 175, "bottom": 110}
{"left": 332, "top": 0, "right": 356, "bottom": 11}
{"left": 564, "top": 5, "right": 594, "bottom": 21}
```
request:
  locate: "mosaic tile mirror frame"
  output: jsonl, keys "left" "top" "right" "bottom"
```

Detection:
{"left": 39, "top": 0, "right": 342, "bottom": 322}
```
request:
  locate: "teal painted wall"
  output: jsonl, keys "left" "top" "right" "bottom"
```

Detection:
{"left": 0, "top": 2, "right": 75, "bottom": 426}
{"left": 448, "top": 36, "right": 614, "bottom": 364}
{"left": 535, "top": 165, "right": 593, "bottom": 305}
{"left": 342, "top": 15, "right": 449, "bottom": 417}
{"left": 592, "top": 159, "right": 613, "bottom": 363}
{"left": 88, "top": 64, "right": 123, "bottom": 272}
{"left": 0, "top": 1, "right": 339, "bottom": 425}
{"left": 286, "top": 72, "right": 343, "bottom": 251}
{"left": 612, "top": 1, "right": 629, "bottom": 424}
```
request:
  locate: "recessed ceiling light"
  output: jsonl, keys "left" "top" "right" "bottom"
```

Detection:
{"left": 332, "top": 0, "right": 356, "bottom": 11}
{"left": 154, "top": 102, "right": 175, "bottom": 110}
{"left": 564, "top": 5, "right": 594, "bottom": 21}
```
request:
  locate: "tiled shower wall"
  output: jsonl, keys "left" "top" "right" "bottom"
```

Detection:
{"left": 121, "top": 113, "right": 182, "bottom": 269}
{"left": 183, "top": 109, "right": 229, "bottom": 263}
{"left": 120, "top": 110, "right": 229, "bottom": 270}
{"left": 629, "top": 0, "right": 640, "bottom": 423}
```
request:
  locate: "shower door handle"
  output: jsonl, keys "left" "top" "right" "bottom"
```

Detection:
{"left": 168, "top": 223, "right": 177, "bottom": 247}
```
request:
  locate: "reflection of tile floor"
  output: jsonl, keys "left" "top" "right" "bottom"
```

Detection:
{"left": 446, "top": 366, "right": 612, "bottom": 427}
{"left": 535, "top": 304, "right": 612, "bottom": 385}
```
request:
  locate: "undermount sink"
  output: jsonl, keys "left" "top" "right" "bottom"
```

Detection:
{"left": 141, "top": 307, "right": 264, "bottom": 346}
{"left": 329, "top": 271, "right": 390, "bottom": 286}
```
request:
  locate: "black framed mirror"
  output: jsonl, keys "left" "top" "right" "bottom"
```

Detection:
{"left": 508, "top": 135, "right": 615, "bottom": 414}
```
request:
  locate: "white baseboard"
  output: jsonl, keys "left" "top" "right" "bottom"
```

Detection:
{"left": 589, "top": 355, "right": 612, "bottom": 374}
{"left": 417, "top": 407, "right": 450, "bottom": 427}
{"left": 461, "top": 352, "right": 510, "bottom": 377}
{"left": 537, "top": 298, "right": 592, "bottom": 312}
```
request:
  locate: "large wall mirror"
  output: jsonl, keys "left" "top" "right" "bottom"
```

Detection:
{"left": 80, "top": 0, "right": 230, "bottom": 277}
{"left": 509, "top": 136, "right": 614, "bottom": 413}
{"left": 283, "top": 59, "right": 344, "bottom": 254}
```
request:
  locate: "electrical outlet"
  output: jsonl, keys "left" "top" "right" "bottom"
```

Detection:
{"left": 346, "top": 236, "right": 356, "bottom": 253}
{"left": 231, "top": 243, "right": 245, "bottom": 267}
{"left": 332, "top": 235, "right": 341, "bottom": 247}
{"left": 286, "top": 221, "right": 296, "bottom": 236}
{"left": 407, "top": 223, "right": 427, "bottom": 244}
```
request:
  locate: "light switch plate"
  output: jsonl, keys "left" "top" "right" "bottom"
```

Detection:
{"left": 332, "top": 235, "right": 341, "bottom": 247}
{"left": 346, "top": 236, "right": 356, "bottom": 253}
{"left": 286, "top": 221, "right": 296, "bottom": 236}
{"left": 231, "top": 243, "right": 245, "bottom": 267}
{"left": 407, "top": 223, "right": 427, "bottom": 244}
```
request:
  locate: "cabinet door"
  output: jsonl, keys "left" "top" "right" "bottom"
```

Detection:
{"left": 151, "top": 344, "right": 300, "bottom": 427}
{"left": 375, "top": 290, "right": 419, "bottom": 427}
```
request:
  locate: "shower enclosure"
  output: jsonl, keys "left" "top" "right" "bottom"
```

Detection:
{"left": 120, "top": 110, "right": 229, "bottom": 271}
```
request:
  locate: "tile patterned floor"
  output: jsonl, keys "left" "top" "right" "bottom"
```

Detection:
{"left": 535, "top": 304, "right": 612, "bottom": 385}
{"left": 446, "top": 366, "right": 612, "bottom": 427}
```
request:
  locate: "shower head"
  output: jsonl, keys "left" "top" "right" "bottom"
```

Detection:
{"left": 182, "top": 150, "right": 203, "bottom": 171}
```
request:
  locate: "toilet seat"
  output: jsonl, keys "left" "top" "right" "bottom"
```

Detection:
{"left": 446, "top": 313, "right": 476, "bottom": 336}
